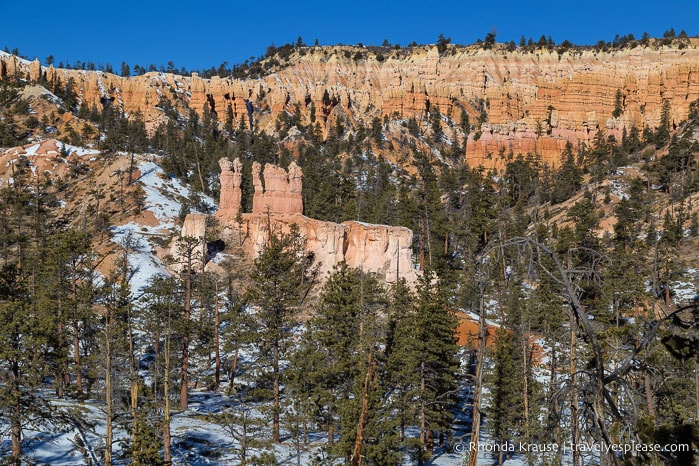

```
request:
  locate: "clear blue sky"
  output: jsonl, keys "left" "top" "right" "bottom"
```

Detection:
{"left": 2, "top": 0, "right": 698, "bottom": 71}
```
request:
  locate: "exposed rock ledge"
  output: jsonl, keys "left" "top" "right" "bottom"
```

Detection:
{"left": 170, "top": 158, "right": 418, "bottom": 284}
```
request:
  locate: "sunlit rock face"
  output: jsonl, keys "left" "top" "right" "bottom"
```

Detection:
{"left": 6, "top": 44, "right": 699, "bottom": 168}
{"left": 250, "top": 161, "right": 303, "bottom": 216}
{"left": 210, "top": 158, "right": 418, "bottom": 284}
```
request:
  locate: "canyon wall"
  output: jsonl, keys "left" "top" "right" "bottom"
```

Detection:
{"left": 4, "top": 43, "right": 699, "bottom": 167}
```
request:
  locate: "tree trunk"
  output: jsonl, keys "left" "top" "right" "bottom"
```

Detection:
{"left": 351, "top": 347, "right": 374, "bottom": 466}
{"left": 194, "top": 147, "right": 206, "bottom": 195}
{"left": 469, "top": 285, "right": 487, "bottom": 466}
{"left": 570, "top": 313, "right": 580, "bottom": 466}
{"left": 164, "top": 330, "right": 172, "bottom": 465}
{"left": 129, "top": 315, "right": 139, "bottom": 454}
{"left": 56, "top": 297, "right": 65, "bottom": 399}
{"left": 522, "top": 335, "right": 530, "bottom": 442}
{"left": 328, "top": 402, "right": 335, "bottom": 446}
{"left": 180, "top": 333, "right": 189, "bottom": 410}
{"left": 226, "top": 343, "right": 239, "bottom": 397}
{"left": 273, "top": 339, "right": 280, "bottom": 443}
{"left": 74, "top": 321, "right": 83, "bottom": 400}
{"left": 426, "top": 429, "right": 434, "bottom": 459}
{"left": 695, "top": 356, "right": 699, "bottom": 421}
{"left": 11, "top": 359, "right": 21, "bottom": 466}
{"left": 105, "top": 311, "right": 113, "bottom": 466}
{"left": 214, "top": 281, "right": 221, "bottom": 389}
{"left": 644, "top": 372, "right": 656, "bottom": 419}
{"left": 181, "top": 255, "right": 192, "bottom": 411}
{"left": 418, "top": 219, "right": 425, "bottom": 271}
{"left": 420, "top": 360, "right": 426, "bottom": 464}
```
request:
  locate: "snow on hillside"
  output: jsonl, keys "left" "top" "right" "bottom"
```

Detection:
{"left": 0, "top": 49, "right": 32, "bottom": 65}
{"left": 110, "top": 223, "right": 169, "bottom": 296}
{"left": 136, "top": 160, "right": 199, "bottom": 225}
{"left": 22, "top": 141, "right": 101, "bottom": 157}
{"left": 109, "top": 159, "right": 215, "bottom": 297}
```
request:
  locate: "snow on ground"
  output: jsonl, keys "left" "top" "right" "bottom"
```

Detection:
{"left": 0, "top": 395, "right": 124, "bottom": 465}
{"left": 609, "top": 178, "right": 627, "bottom": 200}
{"left": 22, "top": 142, "right": 41, "bottom": 156}
{"left": 59, "top": 142, "right": 101, "bottom": 157}
{"left": 135, "top": 160, "right": 214, "bottom": 226}
{"left": 0, "top": 49, "right": 32, "bottom": 65}
{"left": 461, "top": 308, "right": 501, "bottom": 329}
{"left": 110, "top": 222, "right": 169, "bottom": 296}
{"left": 20, "top": 140, "right": 100, "bottom": 157}
{"left": 672, "top": 267, "right": 698, "bottom": 303}
{"left": 108, "top": 159, "right": 215, "bottom": 297}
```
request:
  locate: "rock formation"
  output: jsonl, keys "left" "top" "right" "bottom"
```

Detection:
{"left": 250, "top": 161, "right": 303, "bottom": 215}
{"left": 180, "top": 212, "right": 207, "bottom": 242}
{"left": 4, "top": 43, "right": 699, "bottom": 167}
{"left": 212, "top": 157, "right": 418, "bottom": 284}
{"left": 218, "top": 157, "right": 243, "bottom": 217}
{"left": 169, "top": 213, "right": 207, "bottom": 273}
{"left": 342, "top": 221, "right": 415, "bottom": 284}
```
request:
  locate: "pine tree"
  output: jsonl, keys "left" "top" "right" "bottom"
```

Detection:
{"left": 100, "top": 237, "right": 134, "bottom": 466}
{"left": 413, "top": 271, "right": 460, "bottom": 463}
{"left": 216, "top": 391, "right": 275, "bottom": 465}
{"left": 0, "top": 262, "right": 54, "bottom": 464}
{"left": 612, "top": 89, "right": 624, "bottom": 118}
{"left": 385, "top": 279, "right": 419, "bottom": 442}
{"left": 550, "top": 142, "right": 582, "bottom": 204}
{"left": 140, "top": 275, "right": 181, "bottom": 464}
{"left": 655, "top": 99, "right": 672, "bottom": 145}
{"left": 246, "top": 226, "right": 313, "bottom": 443}
{"left": 488, "top": 282, "right": 539, "bottom": 464}
{"left": 52, "top": 229, "right": 97, "bottom": 402}
{"left": 296, "top": 262, "right": 366, "bottom": 448}
{"left": 0, "top": 173, "right": 68, "bottom": 464}
{"left": 292, "top": 262, "right": 402, "bottom": 463}
{"left": 170, "top": 235, "right": 203, "bottom": 411}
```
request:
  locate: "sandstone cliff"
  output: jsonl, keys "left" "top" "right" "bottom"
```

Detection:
{"left": 4, "top": 44, "right": 699, "bottom": 167}
{"left": 206, "top": 158, "right": 419, "bottom": 283}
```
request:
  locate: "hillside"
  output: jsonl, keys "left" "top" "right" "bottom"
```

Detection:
{"left": 3, "top": 39, "right": 699, "bottom": 168}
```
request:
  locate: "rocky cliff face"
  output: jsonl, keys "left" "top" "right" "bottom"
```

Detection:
{"left": 215, "top": 213, "right": 418, "bottom": 284}
{"left": 251, "top": 161, "right": 303, "bottom": 215}
{"left": 210, "top": 158, "right": 418, "bottom": 283}
{"left": 4, "top": 44, "right": 699, "bottom": 167}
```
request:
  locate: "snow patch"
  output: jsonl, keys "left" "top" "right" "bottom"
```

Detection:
{"left": 110, "top": 223, "right": 169, "bottom": 297}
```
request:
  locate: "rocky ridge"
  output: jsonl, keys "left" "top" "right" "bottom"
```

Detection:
{"left": 3, "top": 43, "right": 699, "bottom": 167}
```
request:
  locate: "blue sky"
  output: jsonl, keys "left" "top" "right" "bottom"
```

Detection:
{"left": 2, "top": 0, "right": 698, "bottom": 71}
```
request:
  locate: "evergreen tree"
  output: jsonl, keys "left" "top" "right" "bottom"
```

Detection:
{"left": 413, "top": 271, "right": 459, "bottom": 463}
{"left": 385, "top": 279, "right": 419, "bottom": 442}
{"left": 0, "top": 174, "right": 67, "bottom": 463}
{"left": 292, "top": 262, "right": 404, "bottom": 463}
{"left": 0, "top": 261, "right": 56, "bottom": 464}
{"left": 216, "top": 391, "right": 276, "bottom": 465}
{"left": 140, "top": 275, "right": 182, "bottom": 464}
{"left": 488, "top": 282, "right": 540, "bottom": 464}
{"left": 246, "top": 226, "right": 314, "bottom": 443}
{"left": 655, "top": 99, "right": 672, "bottom": 145}
{"left": 612, "top": 88, "right": 624, "bottom": 118}
{"left": 550, "top": 143, "right": 582, "bottom": 204}
{"left": 100, "top": 235, "right": 135, "bottom": 466}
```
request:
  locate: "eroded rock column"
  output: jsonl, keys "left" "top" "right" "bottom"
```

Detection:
{"left": 217, "top": 157, "right": 242, "bottom": 218}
